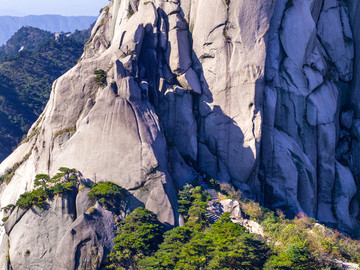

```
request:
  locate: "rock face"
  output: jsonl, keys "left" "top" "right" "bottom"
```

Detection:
{"left": 0, "top": 185, "right": 117, "bottom": 270}
{"left": 0, "top": 0, "right": 360, "bottom": 268}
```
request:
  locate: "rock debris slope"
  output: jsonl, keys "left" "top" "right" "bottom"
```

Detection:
{"left": 0, "top": 0, "right": 359, "bottom": 268}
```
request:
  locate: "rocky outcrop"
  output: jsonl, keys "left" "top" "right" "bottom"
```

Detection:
{"left": 0, "top": 0, "right": 360, "bottom": 267}
{"left": 261, "top": 0, "right": 360, "bottom": 235}
{"left": 52, "top": 202, "right": 116, "bottom": 270}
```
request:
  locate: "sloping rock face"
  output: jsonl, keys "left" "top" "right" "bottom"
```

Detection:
{"left": 0, "top": 0, "right": 360, "bottom": 267}
{"left": 0, "top": 188, "right": 117, "bottom": 270}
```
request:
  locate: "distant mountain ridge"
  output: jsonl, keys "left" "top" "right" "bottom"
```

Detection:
{"left": 0, "top": 15, "right": 96, "bottom": 45}
{"left": 0, "top": 26, "right": 91, "bottom": 161}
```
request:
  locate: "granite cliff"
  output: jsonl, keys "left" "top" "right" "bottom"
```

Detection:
{"left": 0, "top": 0, "right": 359, "bottom": 268}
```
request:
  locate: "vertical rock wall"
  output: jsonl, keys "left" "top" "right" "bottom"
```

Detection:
{"left": 261, "top": 0, "right": 360, "bottom": 235}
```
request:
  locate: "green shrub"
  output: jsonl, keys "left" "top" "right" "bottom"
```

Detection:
{"left": 87, "top": 181, "right": 124, "bottom": 213}
{"left": 177, "top": 185, "right": 210, "bottom": 231}
{"left": 15, "top": 168, "right": 78, "bottom": 209}
{"left": 86, "top": 206, "right": 96, "bottom": 215}
{"left": 50, "top": 181, "right": 76, "bottom": 196}
{"left": 2, "top": 216, "right": 9, "bottom": 222}
{"left": 1, "top": 204, "right": 15, "bottom": 214}
{"left": 94, "top": 69, "right": 106, "bottom": 87}
{"left": 264, "top": 241, "right": 315, "bottom": 270}
{"left": 140, "top": 212, "right": 270, "bottom": 270}
{"left": 0, "top": 150, "right": 32, "bottom": 184}
{"left": 34, "top": 174, "right": 50, "bottom": 188}
{"left": 219, "top": 182, "right": 242, "bottom": 201}
{"left": 108, "top": 207, "right": 164, "bottom": 269}
{"left": 240, "top": 200, "right": 264, "bottom": 221}
{"left": 53, "top": 126, "right": 76, "bottom": 139}
{"left": 16, "top": 188, "right": 48, "bottom": 209}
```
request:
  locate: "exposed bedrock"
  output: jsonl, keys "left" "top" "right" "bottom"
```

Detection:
{"left": 261, "top": 0, "right": 360, "bottom": 235}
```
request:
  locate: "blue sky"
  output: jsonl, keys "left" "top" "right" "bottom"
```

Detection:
{"left": 0, "top": 0, "right": 109, "bottom": 16}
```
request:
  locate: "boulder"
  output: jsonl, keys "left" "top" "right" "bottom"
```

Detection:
{"left": 177, "top": 67, "right": 202, "bottom": 94}
{"left": 268, "top": 129, "right": 316, "bottom": 217}
{"left": 52, "top": 202, "right": 116, "bottom": 270}
{"left": 280, "top": 0, "right": 316, "bottom": 66}
{"left": 334, "top": 162, "right": 357, "bottom": 234}
{"left": 75, "top": 188, "right": 94, "bottom": 217}
{"left": 317, "top": 4, "right": 354, "bottom": 81}
{"left": 340, "top": 110, "right": 354, "bottom": 130}
{"left": 8, "top": 194, "right": 76, "bottom": 270}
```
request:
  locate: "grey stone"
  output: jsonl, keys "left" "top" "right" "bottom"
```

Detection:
{"left": 340, "top": 110, "right": 354, "bottom": 130}
{"left": 351, "top": 119, "right": 360, "bottom": 139}
{"left": 159, "top": 87, "right": 197, "bottom": 161}
{"left": 8, "top": 194, "right": 76, "bottom": 270}
{"left": 75, "top": 187, "right": 94, "bottom": 217}
{"left": 304, "top": 65, "right": 323, "bottom": 91}
{"left": 280, "top": 0, "right": 316, "bottom": 66}
{"left": 166, "top": 28, "right": 192, "bottom": 75}
{"left": 306, "top": 82, "right": 338, "bottom": 126}
{"left": 52, "top": 202, "right": 116, "bottom": 270}
{"left": 318, "top": 4, "right": 354, "bottom": 81}
{"left": 177, "top": 67, "right": 202, "bottom": 94}
{"left": 317, "top": 123, "right": 337, "bottom": 225}
{"left": 4, "top": 207, "right": 27, "bottom": 235}
{"left": 334, "top": 162, "right": 357, "bottom": 234}
{"left": 268, "top": 129, "right": 316, "bottom": 217}
{"left": 0, "top": 233, "right": 9, "bottom": 270}
{"left": 1, "top": 0, "right": 360, "bottom": 250}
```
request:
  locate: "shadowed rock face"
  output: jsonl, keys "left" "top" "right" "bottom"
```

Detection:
{"left": 0, "top": 0, "right": 360, "bottom": 268}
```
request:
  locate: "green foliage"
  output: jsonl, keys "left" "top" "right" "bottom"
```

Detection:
{"left": 178, "top": 184, "right": 210, "bottom": 231}
{"left": 1, "top": 204, "right": 14, "bottom": 214}
{"left": 219, "top": 182, "right": 242, "bottom": 201}
{"left": 51, "top": 181, "right": 76, "bottom": 196}
{"left": 264, "top": 241, "right": 314, "bottom": 270}
{"left": 177, "top": 184, "right": 193, "bottom": 217}
{"left": 53, "top": 126, "right": 76, "bottom": 139}
{"left": 16, "top": 187, "right": 49, "bottom": 209}
{"left": 105, "top": 183, "right": 360, "bottom": 270}
{"left": 34, "top": 174, "right": 50, "bottom": 188}
{"left": 87, "top": 181, "right": 124, "bottom": 212}
{"left": 15, "top": 168, "right": 78, "bottom": 209}
{"left": 0, "top": 150, "right": 32, "bottom": 184}
{"left": 140, "top": 226, "right": 193, "bottom": 269}
{"left": 140, "top": 212, "right": 270, "bottom": 270}
{"left": 108, "top": 207, "right": 164, "bottom": 269}
{"left": 2, "top": 216, "right": 9, "bottom": 222}
{"left": 94, "top": 69, "right": 107, "bottom": 87}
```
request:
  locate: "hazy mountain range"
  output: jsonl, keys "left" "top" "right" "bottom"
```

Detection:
{"left": 0, "top": 26, "right": 91, "bottom": 161}
{"left": 0, "top": 15, "right": 96, "bottom": 44}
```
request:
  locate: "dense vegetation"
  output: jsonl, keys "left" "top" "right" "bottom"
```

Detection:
{"left": 106, "top": 183, "right": 360, "bottom": 270}
{"left": 15, "top": 167, "right": 78, "bottom": 209}
{"left": 107, "top": 185, "right": 271, "bottom": 270}
{"left": 107, "top": 207, "right": 164, "bottom": 269}
{"left": 0, "top": 26, "right": 90, "bottom": 161}
{"left": 87, "top": 181, "right": 124, "bottom": 213}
